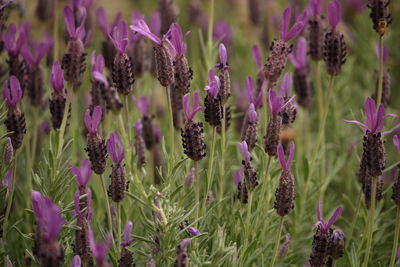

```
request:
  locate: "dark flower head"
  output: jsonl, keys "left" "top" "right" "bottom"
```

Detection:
{"left": 4, "top": 76, "right": 22, "bottom": 109}
{"left": 280, "top": 8, "right": 307, "bottom": 42}
{"left": 344, "top": 97, "right": 396, "bottom": 134}
{"left": 90, "top": 51, "right": 108, "bottom": 86}
{"left": 312, "top": 200, "right": 343, "bottom": 233}
{"left": 108, "top": 20, "right": 129, "bottom": 54}
{"left": 107, "top": 132, "right": 124, "bottom": 164}
{"left": 132, "top": 95, "right": 150, "bottom": 116}
{"left": 238, "top": 141, "right": 251, "bottom": 163}
{"left": 70, "top": 158, "right": 92, "bottom": 188}
{"left": 268, "top": 89, "right": 295, "bottom": 116}
{"left": 277, "top": 142, "right": 295, "bottom": 171}
{"left": 50, "top": 61, "right": 65, "bottom": 92}
{"left": 121, "top": 221, "right": 134, "bottom": 247}
{"left": 183, "top": 89, "right": 205, "bottom": 122}
{"left": 327, "top": 0, "right": 341, "bottom": 31}
{"left": 64, "top": 6, "right": 86, "bottom": 40}
{"left": 88, "top": 228, "right": 111, "bottom": 266}
{"left": 31, "top": 190, "right": 65, "bottom": 242}
{"left": 2, "top": 23, "right": 27, "bottom": 56}
{"left": 97, "top": 7, "right": 122, "bottom": 37}
{"left": 289, "top": 37, "right": 308, "bottom": 70}
{"left": 84, "top": 106, "right": 102, "bottom": 134}
{"left": 169, "top": 23, "right": 190, "bottom": 56}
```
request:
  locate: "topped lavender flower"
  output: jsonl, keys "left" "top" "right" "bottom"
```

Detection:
{"left": 183, "top": 90, "right": 205, "bottom": 122}
{"left": 280, "top": 8, "right": 307, "bottom": 42}
{"left": 121, "top": 221, "right": 134, "bottom": 247}
{"left": 91, "top": 51, "right": 108, "bottom": 86}
{"left": 50, "top": 61, "right": 65, "bottom": 92}
{"left": 107, "top": 132, "right": 124, "bottom": 164}
{"left": 4, "top": 76, "right": 22, "bottom": 110}
{"left": 204, "top": 70, "right": 223, "bottom": 127}
{"left": 289, "top": 37, "right": 308, "bottom": 71}
{"left": 84, "top": 106, "right": 102, "bottom": 135}
{"left": 312, "top": 200, "right": 343, "bottom": 233}
{"left": 2, "top": 23, "right": 27, "bottom": 57}
{"left": 70, "top": 158, "right": 92, "bottom": 189}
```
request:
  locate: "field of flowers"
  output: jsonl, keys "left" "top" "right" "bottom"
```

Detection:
{"left": 0, "top": 0, "right": 399, "bottom": 266}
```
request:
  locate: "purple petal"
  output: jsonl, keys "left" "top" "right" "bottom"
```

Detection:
{"left": 309, "top": 0, "right": 323, "bottom": 16}
{"left": 233, "top": 169, "right": 243, "bottom": 187}
{"left": 180, "top": 238, "right": 191, "bottom": 249}
{"left": 252, "top": 45, "right": 262, "bottom": 69}
{"left": 279, "top": 73, "right": 293, "bottom": 98}
{"left": 130, "top": 20, "right": 161, "bottom": 46}
{"left": 219, "top": 43, "right": 227, "bottom": 65}
{"left": 74, "top": 190, "right": 83, "bottom": 218}
{"left": 31, "top": 190, "right": 43, "bottom": 218}
{"left": 5, "top": 76, "right": 22, "bottom": 107}
{"left": 64, "top": 6, "right": 76, "bottom": 38}
{"left": 287, "top": 142, "right": 295, "bottom": 169}
{"left": 169, "top": 23, "right": 187, "bottom": 55}
{"left": 239, "top": 141, "right": 250, "bottom": 162}
{"left": 122, "top": 221, "right": 134, "bottom": 246}
{"left": 107, "top": 132, "right": 125, "bottom": 163}
{"left": 280, "top": 8, "right": 291, "bottom": 40}
{"left": 277, "top": 144, "right": 287, "bottom": 170}
{"left": 326, "top": 205, "right": 343, "bottom": 230}
{"left": 284, "top": 21, "right": 305, "bottom": 41}
{"left": 394, "top": 135, "right": 400, "bottom": 153}
{"left": 133, "top": 120, "right": 143, "bottom": 135}
{"left": 248, "top": 103, "right": 258, "bottom": 123}
{"left": 50, "top": 61, "right": 64, "bottom": 91}
{"left": 71, "top": 255, "right": 81, "bottom": 267}
{"left": 317, "top": 200, "right": 323, "bottom": 222}
{"left": 373, "top": 104, "right": 385, "bottom": 133}
{"left": 295, "top": 37, "right": 307, "bottom": 69}
{"left": 150, "top": 11, "right": 161, "bottom": 36}
{"left": 245, "top": 76, "right": 255, "bottom": 104}
{"left": 97, "top": 8, "right": 109, "bottom": 36}
{"left": 364, "top": 97, "right": 377, "bottom": 132}
{"left": 2, "top": 169, "right": 13, "bottom": 190}
{"left": 187, "top": 227, "right": 200, "bottom": 236}
{"left": 91, "top": 106, "right": 103, "bottom": 132}
{"left": 183, "top": 93, "right": 191, "bottom": 120}
{"left": 205, "top": 70, "right": 220, "bottom": 98}
{"left": 268, "top": 89, "right": 283, "bottom": 116}
{"left": 344, "top": 119, "right": 368, "bottom": 131}
{"left": 89, "top": 228, "right": 111, "bottom": 264}
{"left": 93, "top": 72, "right": 109, "bottom": 87}
{"left": 328, "top": 0, "right": 341, "bottom": 30}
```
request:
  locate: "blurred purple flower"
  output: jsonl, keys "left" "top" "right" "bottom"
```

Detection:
{"left": 71, "top": 255, "right": 81, "bottom": 267}
{"left": 129, "top": 11, "right": 145, "bottom": 42}
{"left": 248, "top": 103, "right": 258, "bottom": 124}
{"left": 375, "top": 45, "right": 389, "bottom": 64}
{"left": 84, "top": 106, "right": 102, "bottom": 134}
{"left": 204, "top": 69, "right": 220, "bottom": 98}
{"left": 3, "top": 76, "right": 22, "bottom": 109}
{"left": 2, "top": 23, "right": 27, "bottom": 56}
{"left": 213, "top": 20, "right": 232, "bottom": 47}
{"left": 393, "top": 134, "right": 400, "bottom": 153}
{"left": 268, "top": 89, "right": 295, "bottom": 116}
{"left": 218, "top": 43, "right": 228, "bottom": 67}
{"left": 150, "top": 11, "right": 161, "bottom": 36}
{"left": 88, "top": 228, "right": 111, "bottom": 266}
{"left": 280, "top": 8, "right": 307, "bottom": 41}
{"left": 289, "top": 37, "right": 308, "bottom": 70}
{"left": 121, "top": 221, "right": 134, "bottom": 247}
{"left": 50, "top": 61, "right": 65, "bottom": 92}
{"left": 132, "top": 96, "right": 150, "bottom": 116}
{"left": 238, "top": 141, "right": 251, "bottom": 163}
{"left": 70, "top": 158, "right": 92, "bottom": 188}
{"left": 2, "top": 170, "right": 12, "bottom": 190}
{"left": 277, "top": 142, "right": 295, "bottom": 171}
{"left": 73, "top": 187, "right": 92, "bottom": 220}
{"left": 245, "top": 77, "right": 263, "bottom": 108}
{"left": 169, "top": 23, "right": 190, "bottom": 56}
{"left": 97, "top": 7, "right": 122, "bottom": 37}
{"left": 187, "top": 227, "right": 200, "bottom": 236}
{"left": 183, "top": 90, "right": 205, "bottom": 122}
{"left": 109, "top": 20, "right": 129, "bottom": 54}
{"left": 327, "top": 0, "right": 341, "bottom": 30}
{"left": 130, "top": 19, "right": 165, "bottom": 46}
{"left": 233, "top": 168, "right": 243, "bottom": 187}
{"left": 308, "top": 0, "right": 324, "bottom": 17}
{"left": 133, "top": 120, "right": 143, "bottom": 136}
{"left": 64, "top": 6, "right": 86, "bottom": 40}
{"left": 278, "top": 72, "right": 293, "bottom": 98}
{"left": 21, "top": 41, "right": 49, "bottom": 67}
{"left": 107, "top": 132, "right": 125, "bottom": 164}
{"left": 90, "top": 51, "right": 108, "bottom": 86}
{"left": 252, "top": 45, "right": 262, "bottom": 69}
{"left": 312, "top": 200, "right": 343, "bottom": 233}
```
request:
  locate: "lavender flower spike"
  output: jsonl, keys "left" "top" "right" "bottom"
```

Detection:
{"left": 70, "top": 158, "right": 92, "bottom": 188}
{"left": 169, "top": 23, "right": 190, "bottom": 56}
{"left": 183, "top": 90, "right": 205, "bottom": 122}
{"left": 327, "top": 0, "right": 341, "bottom": 31}
{"left": 289, "top": 37, "right": 308, "bottom": 70}
{"left": 277, "top": 142, "right": 295, "bottom": 171}
{"left": 312, "top": 200, "right": 343, "bottom": 233}
{"left": 107, "top": 132, "right": 125, "bottom": 164}
{"left": 4, "top": 76, "right": 23, "bottom": 109}
{"left": 109, "top": 21, "right": 129, "bottom": 54}
{"left": 84, "top": 106, "right": 102, "bottom": 134}
{"left": 280, "top": 8, "right": 306, "bottom": 42}
{"left": 50, "top": 61, "right": 65, "bottom": 92}
{"left": 88, "top": 228, "right": 112, "bottom": 266}
{"left": 121, "top": 221, "right": 134, "bottom": 247}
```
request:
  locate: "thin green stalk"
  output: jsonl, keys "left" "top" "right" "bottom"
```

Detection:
{"left": 194, "top": 160, "right": 200, "bottom": 220}
{"left": 3, "top": 158, "right": 17, "bottom": 236}
{"left": 264, "top": 155, "right": 272, "bottom": 209}
{"left": 244, "top": 193, "right": 253, "bottom": 249}
{"left": 53, "top": 0, "right": 59, "bottom": 61}
{"left": 348, "top": 190, "right": 362, "bottom": 244}
{"left": 315, "top": 61, "right": 323, "bottom": 124}
{"left": 389, "top": 206, "right": 400, "bottom": 267}
{"left": 57, "top": 84, "right": 72, "bottom": 157}
{"left": 203, "top": 127, "right": 216, "bottom": 214}
{"left": 117, "top": 202, "right": 122, "bottom": 256}
{"left": 207, "top": 0, "right": 215, "bottom": 67}
{"left": 362, "top": 177, "right": 377, "bottom": 267}
{"left": 166, "top": 87, "right": 175, "bottom": 176}
{"left": 270, "top": 217, "right": 284, "bottom": 267}
{"left": 99, "top": 174, "right": 114, "bottom": 243}
{"left": 376, "top": 36, "right": 384, "bottom": 107}
{"left": 124, "top": 96, "right": 130, "bottom": 138}
{"left": 218, "top": 105, "right": 226, "bottom": 213}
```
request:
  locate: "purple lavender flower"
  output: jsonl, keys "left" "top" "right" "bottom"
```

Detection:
{"left": 394, "top": 134, "right": 400, "bottom": 152}
{"left": 213, "top": 20, "right": 232, "bottom": 47}
{"left": 309, "top": 200, "right": 343, "bottom": 267}
{"left": 90, "top": 51, "right": 108, "bottom": 86}
{"left": 238, "top": 141, "right": 258, "bottom": 191}
{"left": 107, "top": 132, "right": 126, "bottom": 202}
{"left": 50, "top": 61, "right": 65, "bottom": 92}
{"left": 121, "top": 221, "right": 134, "bottom": 247}
{"left": 216, "top": 43, "right": 231, "bottom": 104}
{"left": 307, "top": 0, "right": 324, "bottom": 61}
{"left": 71, "top": 255, "right": 81, "bottom": 267}
{"left": 204, "top": 70, "right": 223, "bottom": 127}
{"left": 181, "top": 90, "right": 206, "bottom": 161}
{"left": 278, "top": 73, "right": 297, "bottom": 126}
{"left": 241, "top": 103, "right": 258, "bottom": 151}
{"left": 88, "top": 228, "right": 112, "bottom": 267}
{"left": 280, "top": 8, "right": 307, "bottom": 42}
{"left": 176, "top": 238, "right": 191, "bottom": 267}
{"left": 244, "top": 76, "right": 263, "bottom": 109}
{"left": 107, "top": 132, "right": 125, "bottom": 164}
{"left": 89, "top": 51, "right": 108, "bottom": 114}
{"left": 97, "top": 8, "right": 121, "bottom": 68}
{"left": 70, "top": 158, "right": 92, "bottom": 189}
{"left": 2, "top": 169, "right": 12, "bottom": 190}
{"left": 187, "top": 227, "right": 200, "bottom": 236}
{"left": 120, "top": 221, "right": 134, "bottom": 266}
{"left": 4, "top": 76, "right": 25, "bottom": 149}
{"left": 84, "top": 106, "right": 102, "bottom": 135}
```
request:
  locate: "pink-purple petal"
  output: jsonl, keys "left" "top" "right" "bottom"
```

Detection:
{"left": 277, "top": 144, "right": 287, "bottom": 170}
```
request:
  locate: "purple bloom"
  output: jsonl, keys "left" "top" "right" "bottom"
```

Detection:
{"left": 169, "top": 23, "right": 190, "bottom": 56}
{"left": 131, "top": 96, "right": 150, "bottom": 116}
{"left": 309, "top": 0, "right": 324, "bottom": 17}
{"left": 150, "top": 11, "right": 161, "bottom": 36}
{"left": 129, "top": 11, "right": 145, "bottom": 42}
{"left": 2, "top": 169, "right": 12, "bottom": 190}
{"left": 130, "top": 19, "right": 165, "bottom": 46}
{"left": 97, "top": 7, "right": 122, "bottom": 37}
{"left": 187, "top": 227, "right": 200, "bottom": 236}
{"left": 252, "top": 45, "right": 262, "bottom": 69}
{"left": 3, "top": 76, "right": 22, "bottom": 109}
{"left": 109, "top": 20, "right": 129, "bottom": 54}
{"left": 71, "top": 255, "right": 81, "bottom": 267}
{"left": 277, "top": 142, "right": 295, "bottom": 171}
{"left": 107, "top": 132, "right": 125, "bottom": 164}
{"left": 327, "top": 0, "right": 341, "bottom": 31}
{"left": 88, "top": 228, "right": 111, "bottom": 266}
{"left": 289, "top": 37, "right": 308, "bottom": 70}
{"left": 248, "top": 103, "right": 258, "bottom": 124}
{"left": 90, "top": 51, "right": 108, "bottom": 86}
{"left": 238, "top": 141, "right": 251, "bottom": 163}
{"left": 73, "top": 188, "right": 92, "bottom": 220}
{"left": 278, "top": 72, "right": 293, "bottom": 98}
{"left": 2, "top": 23, "right": 27, "bottom": 56}
{"left": 280, "top": 8, "right": 307, "bottom": 41}
{"left": 268, "top": 89, "right": 295, "bottom": 116}
{"left": 312, "top": 200, "right": 343, "bottom": 233}
{"left": 21, "top": 41, "right": 49, "bottom": 67}
{"left": 375, "top": 45, "right": 389, "bottom": 64}
{"left": 393, "top": 134, "right": 400, "bottom": 153}
{"left": 50, "top": 61, "right": 65, "bottom": 92}
{"left": 183, "top": 89, "right": 206, "bottom": 121}
{"left": 70, "top": 158, "right": 92, "bottom": 188}
{"left": 64, "top": 6, "right": 86, "bottom": 39}
{"left": 31, "top": 190, "right": 65, "bottom": 242}
{"left": 133, "top": 120, "right": 143, "bottom": 136}
{"left": 344, "top": 97, "right": 396, "bottom": 134}
{"left": 218, "top": 43, "right": 228, "bottom": 67}
{"left": 84, "top": 106, "right": 102, "bottom": 134}
{"left": 213, "top": 20, "right": 232, "bottom": 46}
{"left": 0, "top": 1, "right": 12, "bottom": 9}
{"left": 180, "top": 238, "right": 191, "bottom": 249}
{"left": 204, "top": 70, "right": 220, "bottom": 98}
{"left": 245, "top": 76, "right": 263, "bottom": 108}
{"left": 233, "top": 168, "right": 244, "bottom": 187}
{"left": 121, "top": 221, "right": 134, "bottom": 247}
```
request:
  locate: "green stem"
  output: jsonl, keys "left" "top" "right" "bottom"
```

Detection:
{"left": 207, "top": 0, "right": 215, "bottom": 67}
{"left": 315, "top": 61, "right": 323, "bottom": 125}
{"left": 53, "top": 0, "right": 59, "bottom": 61}
{"left": 264, "top": 155, "right": 272, "bottom": 209}
{"left": 194, "top": 160, "right": 200, "bottom": 220}
{"left": 203, "top": 127, "right": 216, "bottom": 215}
{"left": 117, "top": 202, "right": 122, "bottom": 256}
{"left": 244, "top": 193, "right": 253, "bottom": 249}
{"left": 3, "top": 158, "right": 17, "bottom": 237}
{"left": 348, "top": 190, "right": 362, "bottom": 244}
{"left": 362, "top": 177, "right": 377, "bottom": 267}
{"left": 99, "top": 174, "right": 114, "bottom": 244}
{"left": 218, "top": 105, "right": 226, "bottom": 214}
{"left": 376, "top": 36, "right": 384, "bottom": 107}
{"left": 166, "top": 87, "right": 175, "bottom": 177}
{"left": 270, "top": 217, "right": 284, "bottom": 267}
{"left": 57, "top": 84, "right": 72, "bottom": 157}
{"left": 389, "top": 206, "right": 400, "bottom": 267}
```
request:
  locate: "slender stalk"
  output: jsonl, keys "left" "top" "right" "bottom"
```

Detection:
{"left": 264, "top": 155, "right": 272, "bottom": 209}
{"left": 315, "top": 61, "right": 323, "bottom": 125}
{"left": 362, "top": 177, "right": 377, "bottom": 267}
{"left": 376, "top": 36, "right": 384, "bottom": 107}
{"left": 204, "top": 127, "right": 217, "bottom": 212}
{"left": 116, "top": 202, "right": 122, "bottom": 256}
{"left": 194, "top": 161, "right": 200, "bottom": 220}
{"left": 207, "top": 0, "right": 215, "bottom": 67}
{"left": 3, "top": 158, "right": 17, "bottom": 236}
{"left": 243, "top": 193, "right": 253, "bottom": 249}
{"left": 166, "top": 87, "right": 175, "bottom": 176}
{"left": 389, "top": 206, "right": 400, "bottom": 267}
{"left": 53, "top": 0, "right": 59, "bottom": 61}
{"left": 99, "top": 174, "right": 114, "bottom": 243}
{"left": 348, "top": 190, "right": 362, "bottom": 244}
{"left": 270, "top": 217, "right": 284, "bottom": 267}
{"left": 218, "top": 105, "right": 226, "bottom": 214}
{"left": 57, "top": 84, "right": 72, "bottom": 157}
